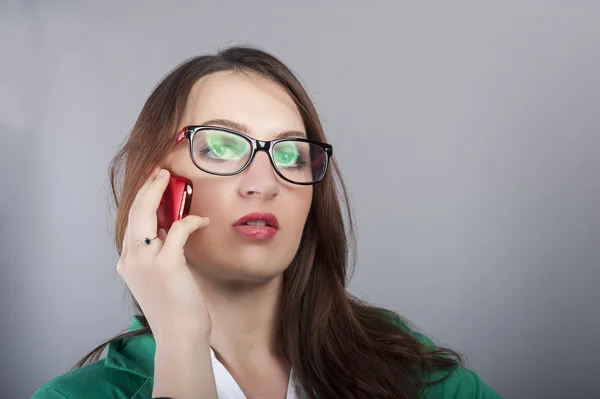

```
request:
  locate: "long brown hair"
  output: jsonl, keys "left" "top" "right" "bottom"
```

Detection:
{"left": 76, "top": 45, "right": 462, "bottom": 398}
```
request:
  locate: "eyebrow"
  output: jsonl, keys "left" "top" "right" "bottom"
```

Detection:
{"left": 199, "top": 118, "right": 307, "bottom": 139}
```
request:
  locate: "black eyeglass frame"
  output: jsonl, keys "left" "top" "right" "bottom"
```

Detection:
{"left": 175, "top": 125, "right": 333, "bottom": 185}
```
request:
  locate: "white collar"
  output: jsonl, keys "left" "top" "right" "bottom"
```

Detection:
{"left": 209, "top": 348, "right": 308, "bottom": 399}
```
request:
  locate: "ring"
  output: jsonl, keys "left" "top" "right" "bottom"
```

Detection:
{"left": 136, "top": 235, "right": 158, "bottom": 246}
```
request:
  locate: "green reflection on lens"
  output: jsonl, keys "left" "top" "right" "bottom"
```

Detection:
{"left": 274, "top": 143, "right": 300, "bottom": 167}
{"left": 206, "top": 132, "right": 249, "bottom": 160}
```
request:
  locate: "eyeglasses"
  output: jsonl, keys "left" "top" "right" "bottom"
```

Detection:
{"left": 175, "top": 125, "right": 333, "bottom": 185}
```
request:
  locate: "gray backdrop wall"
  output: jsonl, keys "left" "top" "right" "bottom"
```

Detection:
{"left": 1, "top": 1, "right": 599, "bottom": 398}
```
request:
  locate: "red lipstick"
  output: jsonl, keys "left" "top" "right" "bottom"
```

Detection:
{"left": 232, "top": 212, "right": 279, "bottom": 239}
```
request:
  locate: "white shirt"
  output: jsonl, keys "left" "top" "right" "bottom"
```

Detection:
{"left": 210, "top": 348, "right": 308, "bottom": 399}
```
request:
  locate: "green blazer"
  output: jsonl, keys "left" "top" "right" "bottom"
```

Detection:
{"left": 32, "top": 317, "right": 502, "bottom": 398}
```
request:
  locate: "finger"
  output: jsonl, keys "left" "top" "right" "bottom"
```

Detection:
{"left": 127, "top": 168, "right": 171, "bottom": 251}
{"left": 126, "top": 167, "right": 161, "bottom": 249}
{"left": 117, "top": 225, "right": 128, "bottom": 275}
{"left": 117, "top": 223, "right": 140, "bottom": 275}
{"left": 130, "top": 167, "right": 162, "bottom": 209}
{"left": 161, "top": 216, "right": 210, "bottom": 257}
{"left": 121, "top": 223, "right": 131, "bottom": 258}
{"left": 116, "top": 257, "right": 124, "bottom": 275}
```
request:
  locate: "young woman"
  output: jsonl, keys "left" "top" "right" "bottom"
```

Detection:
{"left": 32, "top": 46, "right": 502, "bottom": 399}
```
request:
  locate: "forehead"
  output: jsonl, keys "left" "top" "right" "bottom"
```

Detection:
{"left": 183, "top": 71, "right": 305, "bottom": 138}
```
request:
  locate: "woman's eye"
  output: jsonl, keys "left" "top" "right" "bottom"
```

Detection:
{"left": 206, "top": 139, "right": 246, "bottom": 160}
{"left": 274, "top": 145, "right": 300, "bottom": 166}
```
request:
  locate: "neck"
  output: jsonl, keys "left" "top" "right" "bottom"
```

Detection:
{"left": 192, "top": 270, "right": 285, "bottom": 366}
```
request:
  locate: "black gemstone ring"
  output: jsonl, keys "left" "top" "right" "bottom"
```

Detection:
{"left": 137, "top": 235, "right": 158, "bottom": 246}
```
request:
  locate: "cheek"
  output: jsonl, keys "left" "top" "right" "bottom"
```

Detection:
{"left": 286, "top": 187, "right": 313, "bottom": 232}
{"left": 299, "top": 190, "right": 313, "bottom": 220}
{"left": 187, "top": 178, "right": 231, "bottom": 221}
{"left": 182, "top": 182, "right": 232, "bottom": 264}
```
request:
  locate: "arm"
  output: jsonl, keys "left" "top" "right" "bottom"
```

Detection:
{"left": 152, "top": 333, "right": 217, "bottom": 399}
{"left": 119, "top": 169, "right": 217, "bottom": 398}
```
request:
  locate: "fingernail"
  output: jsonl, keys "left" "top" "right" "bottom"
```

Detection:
{"left": 156, "top": 169, "right": 167, "bottom": 179}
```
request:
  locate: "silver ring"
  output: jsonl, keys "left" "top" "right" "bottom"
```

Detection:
{"left": 136, "top": 235, "right": 158, "bottom": 246}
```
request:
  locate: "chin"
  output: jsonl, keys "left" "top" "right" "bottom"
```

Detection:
{"left": 185, "top": 233, "right": 300, "bottom": 283}
{"left": 208, "top": 264, "right": 286, "bottom": 286}
{"left": 189, "top": 253, "right": 290, "bottom": 283}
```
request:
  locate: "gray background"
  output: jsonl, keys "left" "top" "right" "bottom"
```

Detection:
{"left": 1, "top": 1, "right": 599, "bottom": 398}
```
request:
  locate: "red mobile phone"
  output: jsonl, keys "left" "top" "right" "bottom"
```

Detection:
{"left": 157, "top": 175, "right": 193, "bottom": 231}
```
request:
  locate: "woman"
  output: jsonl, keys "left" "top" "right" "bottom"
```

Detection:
{"left": 32, "top": 46, "right": 502, "bottom": 399}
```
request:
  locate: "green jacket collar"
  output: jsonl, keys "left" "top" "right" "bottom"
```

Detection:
{"left": 104, "top": 316, "right": 155, "bottom": 379}
{"left": 103, "top": 312, "right": 404, "bottom": 382}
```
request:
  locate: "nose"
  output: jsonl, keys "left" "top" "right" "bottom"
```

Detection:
{"left": 237, "top": 150, "right": 280, "bottom": 200}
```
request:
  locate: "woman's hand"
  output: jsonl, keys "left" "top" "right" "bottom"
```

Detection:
{"left": 117, "top": 168, "right": 217, "bottom": 399}
{"left": 117, "top": 168, "right": 211, "bottom": 341}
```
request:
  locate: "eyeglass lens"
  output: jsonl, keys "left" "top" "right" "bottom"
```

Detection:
{"left": 191, "top": 129, "right": 326, "bottom": 184}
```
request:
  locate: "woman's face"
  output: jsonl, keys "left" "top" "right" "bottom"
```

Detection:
{"left": 164, "top": 71, "right": 313, "bottom": 283}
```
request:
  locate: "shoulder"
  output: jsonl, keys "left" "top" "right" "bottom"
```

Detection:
{"left": 32, "top": 321, "right": 156, "bottom": 399}
{"left": 422, "top": 366, "right": 503, "bottom": 399}
{"left": 408, "top": 328, "right": 502, "bottom": 398}
{"left": 31, "top": 359, "right": 149, "bottom": 399}
{"left": 384, "top": 312, "right": 503, "bottom": 398}
{"left": 407, "top": 329, "right": 502, "bottom": 398}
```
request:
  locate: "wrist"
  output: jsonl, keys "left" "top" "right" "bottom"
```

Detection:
{"left": 153, "top": 327, "right": 211, "bottom": 349}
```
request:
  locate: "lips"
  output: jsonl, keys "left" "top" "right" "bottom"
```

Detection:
{"left": 233, "top": 212, "right": 279, "bottom": 229}
{"left": 232, "top": 212, "right": 279, "bottom": 240}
